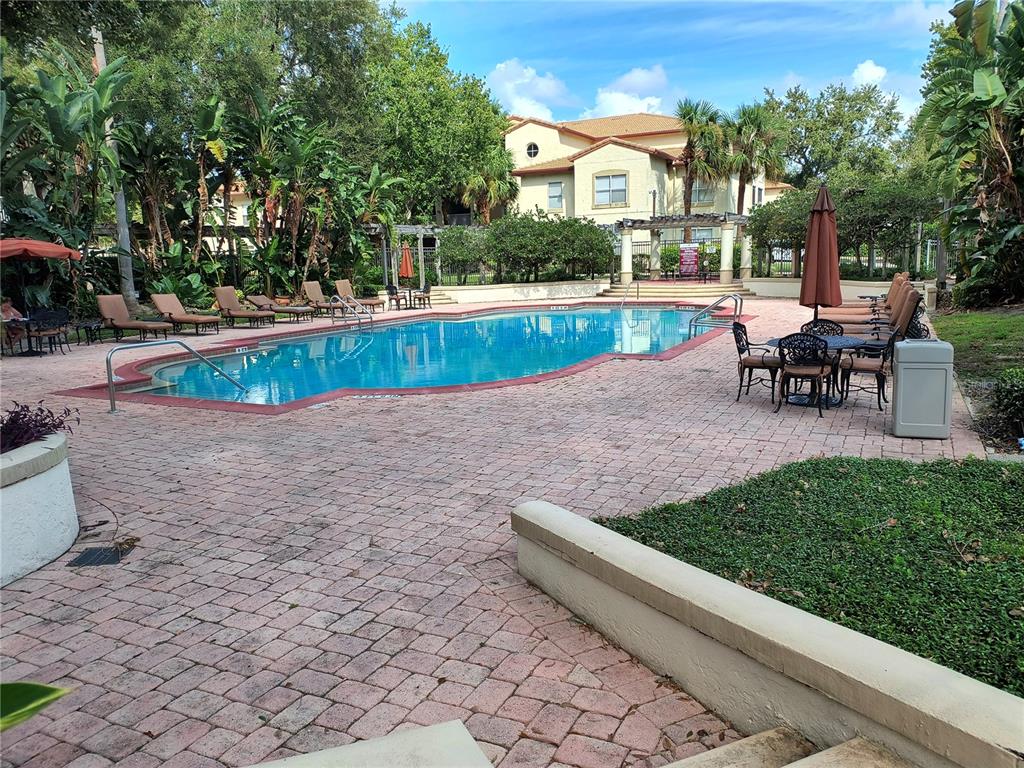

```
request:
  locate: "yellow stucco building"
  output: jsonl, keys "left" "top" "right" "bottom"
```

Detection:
{"left": 506, "top": 113, "right": 791, "bottom": 249}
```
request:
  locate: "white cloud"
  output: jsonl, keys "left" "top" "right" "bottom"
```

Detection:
{"left": 852, "top": 59, "right": 887, "bottom": 86}
{"left": 882, "top": 0, "right": 950, "bottom": 45}
{"left": 486, "top": 58, "right": 572, "bottom": 121}
{"left": 606, "top": 64, "right": 668, "bottom": 96}
{"left": 579, "top": 64, "right": 670, "bottom": 119}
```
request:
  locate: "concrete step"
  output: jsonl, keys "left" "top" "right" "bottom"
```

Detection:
{"left": 785, "top": 738, "right": 915, "bottom": 768}
{"left": 665, "top": 727, "right": 815, "bottom": 768}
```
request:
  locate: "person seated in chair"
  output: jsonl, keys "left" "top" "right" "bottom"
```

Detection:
{"left": 2, "top": 297, "right": 27, "bottom": 349}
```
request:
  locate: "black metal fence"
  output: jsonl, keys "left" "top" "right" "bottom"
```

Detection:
{"left": 754, "top": 240, "right": 940, "bottom": 280}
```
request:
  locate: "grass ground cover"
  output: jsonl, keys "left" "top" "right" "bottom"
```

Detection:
{"left": 931, "top": 308, "right": 1024, "bottom": 379}
{"left": 599, "top": 457, "right": 1024, "bottom": 695}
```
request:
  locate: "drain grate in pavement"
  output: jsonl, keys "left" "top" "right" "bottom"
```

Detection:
{"left": 67, "top": 544, "right": 134, "bottom": 567}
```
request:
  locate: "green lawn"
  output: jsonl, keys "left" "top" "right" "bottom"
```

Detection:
{"left": 931, "top": 308, "right": 1024, "bottom": 379}
{"left": 598, "top": 457, "right": 1024, "bottom": 696}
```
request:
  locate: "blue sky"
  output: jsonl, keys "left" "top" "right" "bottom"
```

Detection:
{"left": 399, "top": 0, "right": 950, "bottom": 122}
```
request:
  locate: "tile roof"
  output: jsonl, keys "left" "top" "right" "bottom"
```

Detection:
{"left": 513, "top": 137, "right": 675, "bottom": 176}
{"left": 559, "top": 113, "right": 681, "bottom": 138}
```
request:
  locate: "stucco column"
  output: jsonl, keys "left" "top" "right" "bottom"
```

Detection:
{"left": 740, "top": 234, "right": 752, "bottom": 280}
{"left": 417, "top": 233, "right": 426, "bottom": 290}
{"left": 619, "top": 227, "right": 633, "bottom": 284}
{"left": 649, "top": 230, "right": 661, "bottom": 280}
{"left": 719, "top": 222, "right": 735, "bottom": 284}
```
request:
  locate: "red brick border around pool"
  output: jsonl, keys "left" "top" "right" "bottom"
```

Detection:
{"left": 56, "top": 302, "right": 746, "bottom": 415}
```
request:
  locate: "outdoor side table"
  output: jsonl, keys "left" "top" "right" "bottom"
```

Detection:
{"left": 74, "top": 320, "right": 104, "bottom": 345}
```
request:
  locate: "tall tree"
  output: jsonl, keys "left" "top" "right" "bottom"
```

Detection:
{"left": 460, "top": 146, "right": 518, "bottom": 225}
{"left": 675, "top": 98, "right": 729, "bottom": 237}
{"left": 764, "top": 83, "right": 902, "bottom": 188}
{"left": 725, "top": 102, "right": 785, "bottom": 214}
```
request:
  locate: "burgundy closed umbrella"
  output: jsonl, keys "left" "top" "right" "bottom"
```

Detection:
{"left": 799, "top": 185, "right": 842, "bottom": 319}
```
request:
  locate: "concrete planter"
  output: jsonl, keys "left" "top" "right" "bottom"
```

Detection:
{"left": 1, "top": 433, "right": 78, "bottom": 586}
{"left": 513, "top": 500, "right": 1024, "bottom": 768}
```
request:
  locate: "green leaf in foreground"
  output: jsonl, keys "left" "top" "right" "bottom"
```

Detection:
{"left": 0, "top": 682, "right": 70, "bottom": 732}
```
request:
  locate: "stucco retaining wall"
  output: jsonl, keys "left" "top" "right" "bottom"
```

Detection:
{"left": 1, "top": 433, "right": 79, "bottom": 586}
{"left": 512, "top": 500, "right": 1024, "bottom": 768}
{"left": 440, "top": 279, "right": 609, "bottom": 304}
{"left": 742, "top": 278, "right": 936, "bottom": 302}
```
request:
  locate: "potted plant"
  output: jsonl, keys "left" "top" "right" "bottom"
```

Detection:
{"left": 0, "top": 402, "right": 80, "bottom": 586}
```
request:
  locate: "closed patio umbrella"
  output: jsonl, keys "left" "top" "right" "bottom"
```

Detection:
{"left": 0, "top": 238, "right": 81, "bottom": 261}
{"left": 799, "top": 185, "right": 842, "bottom": 319}
{"left": 399, "top": 243, "right": 415, "bottom": 280}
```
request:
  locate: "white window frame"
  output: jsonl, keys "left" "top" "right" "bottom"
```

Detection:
{"left": 693, "top": 227, "right": 715, "bottom": 241}
{"left": 690, "top": 180, "right": 715, "bottom": 204}
{"left": 594, "top": 173, "right": 627, "bottom": 207}
{"left": 547, "top": 181, "right": 564, "bottom": 210}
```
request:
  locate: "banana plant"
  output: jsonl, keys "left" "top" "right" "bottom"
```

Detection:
{"left": 918, "top": 0, "right": 1023, "bottom": 301}
{"left": 191, "top": 96, "right": 228, "bottom": 262}
{"left": 1, "top": 683, "right": 69, "bottom": 732}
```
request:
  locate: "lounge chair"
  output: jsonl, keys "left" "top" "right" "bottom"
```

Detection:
{"left": 98, "top": 294, "right": 173, "bottom": 341}
{"left": 151, "top": 294, "right": 220, "bottom": 335}
{"left": 819, "top": 273, "right": 908, "bottom": 318}
{"left": 821, "top": 280, "right": 913, "bottom": 326}
{"left": 334, "top": 280, "right": 384, "bottom": 313}
{"left": 214, "top": 286, "right": 276, "bottom": 327}
{"left": 246, "top": 294, "right": 315, "bottom": 323}
{"left": 843, "top": 289, "right": 922, "bottom": 341}
{"left": 302, "top": 281, "right": 342, "bottom": 315}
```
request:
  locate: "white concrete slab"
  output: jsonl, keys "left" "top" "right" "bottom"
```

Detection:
{"left": 246, "top": 721, "right": 491, "bottom": 768}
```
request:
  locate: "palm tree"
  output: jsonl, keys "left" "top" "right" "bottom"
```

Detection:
{"left": 191, "top": 97, "right": 228, "bottom": 263}
{"left": 675, "top": 98, "right": 729, "bottom": 239}
{"left": 460, "top": 146, "right": 518, "bottom": 225}
{"left": 724, "top": 103, "right": 785, "bottom": 215}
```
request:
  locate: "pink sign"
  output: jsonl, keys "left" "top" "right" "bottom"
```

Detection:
{"left": 679, "top": 243, "right": 699, "bottom": 276}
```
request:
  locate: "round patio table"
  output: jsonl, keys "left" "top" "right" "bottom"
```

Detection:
{"left": 764, "top": 335, "right": 878, "bottom": 407}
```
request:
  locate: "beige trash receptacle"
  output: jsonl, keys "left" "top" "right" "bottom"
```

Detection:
{"left": 892, "top": 339, "right": 954, "bottom": 438}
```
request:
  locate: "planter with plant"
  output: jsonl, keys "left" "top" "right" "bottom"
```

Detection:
{"left": 0, "top": 402, "right": 80, "bottom": 586}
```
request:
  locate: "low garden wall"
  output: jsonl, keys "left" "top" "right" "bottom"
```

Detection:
{"left": 512, "top": 500, "right": 1024, "bottom": 768}
{"left": 440, "top": 279, "right": 609, "bottom": 304}
{"left": 742, "top": 278, "right": 937, "bottom": 304}
{"left": 1, "top": 433, "right": 79, "bottom": 586}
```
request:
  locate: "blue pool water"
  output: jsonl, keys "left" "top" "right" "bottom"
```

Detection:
{"left": 141, "top": 307, "right": 706, "bottom": 405}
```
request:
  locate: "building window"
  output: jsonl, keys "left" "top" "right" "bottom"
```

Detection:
{"left": 595, "top": 173, "right": 627, "bottom": 206}
{"left": 526, "top": 142, "right": 539, "bottom": 158}
{"left": 693, "top": 227, "right": 715, "bottom": 241}
{"left": 757, "top": 187, "right": 764, "bottom": 204}
{"left": 689, "top": 180, "right": 715, "bottom": 204}
{"left": 547, "top": 181, "right": 563, "bottom": 209}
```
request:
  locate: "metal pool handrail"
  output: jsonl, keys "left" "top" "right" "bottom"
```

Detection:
{"left": 687, "top": 293, "right": 744, "bottom": 337}
{"left": 617, "top": 280, "right": 641, "bottom": 312}
{"left": 105, "top": 339, "right": 245, "bottom": 413}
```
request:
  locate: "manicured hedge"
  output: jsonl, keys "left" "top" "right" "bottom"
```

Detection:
{"left": 599, "top": 457, "right": 1024, "bottom": 695}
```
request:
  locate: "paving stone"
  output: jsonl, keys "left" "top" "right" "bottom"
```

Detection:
{"left": 0, "top": 300, "right": 979, "bottom": 768}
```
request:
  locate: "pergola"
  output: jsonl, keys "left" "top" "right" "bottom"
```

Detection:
{"left": 615, "top": 212, "right": 752, "bottom": 284}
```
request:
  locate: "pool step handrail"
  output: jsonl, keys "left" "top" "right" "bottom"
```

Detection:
{"left": 330, "top": 294, "right": 373, "bottom": 329}
{"left": 105, "top": 339, "right": 245, "bottom": 413}
{"left": 617, "top": 280, "right": 641, "bottom": 312}
{"left": 687, "top": 294, "right": 744, "bottom": 337}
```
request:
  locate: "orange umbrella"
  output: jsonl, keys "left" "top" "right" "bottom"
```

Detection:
{"left": 399, "top": 243, "right": 415, "bottom": 280}
{"left": 799, "top": 185, "right": 842, "bottom": 319}
{"left": 0, "top": 238, "right": 81, "bottom": 261}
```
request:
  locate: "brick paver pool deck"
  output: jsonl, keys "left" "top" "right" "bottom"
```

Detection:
{"left": 0, "top": 298, "right": 983, "bottom": 768}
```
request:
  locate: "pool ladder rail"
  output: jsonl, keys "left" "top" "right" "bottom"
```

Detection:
{"left": 687, "top": 293, "right": 744, "bottom": 337}
{"left": 329, "top": 294, "right": 374, "bottom": 329}
{"left": 105, "top": 339, "right": 246, "bottom": 413}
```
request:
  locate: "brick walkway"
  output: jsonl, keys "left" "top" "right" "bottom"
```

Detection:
{"left": 0, "top": 298, "right": 983, "bottom": 768}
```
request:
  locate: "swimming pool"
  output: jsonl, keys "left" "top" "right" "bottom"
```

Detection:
{"left": 132, "top": 306, "right": 710, "bottom": 406}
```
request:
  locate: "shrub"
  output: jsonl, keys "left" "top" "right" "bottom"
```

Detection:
{"left": 148, "top": 273, "right": 211, "bottom": 310}
{"left": 0, "top": 402, "right": 80, "bottom": 454}
{"left": 437, "top": 226, "right": 485, "bottom": 284}
{"left": 992, "top": 368, "right": 1024, "bottom": 435}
